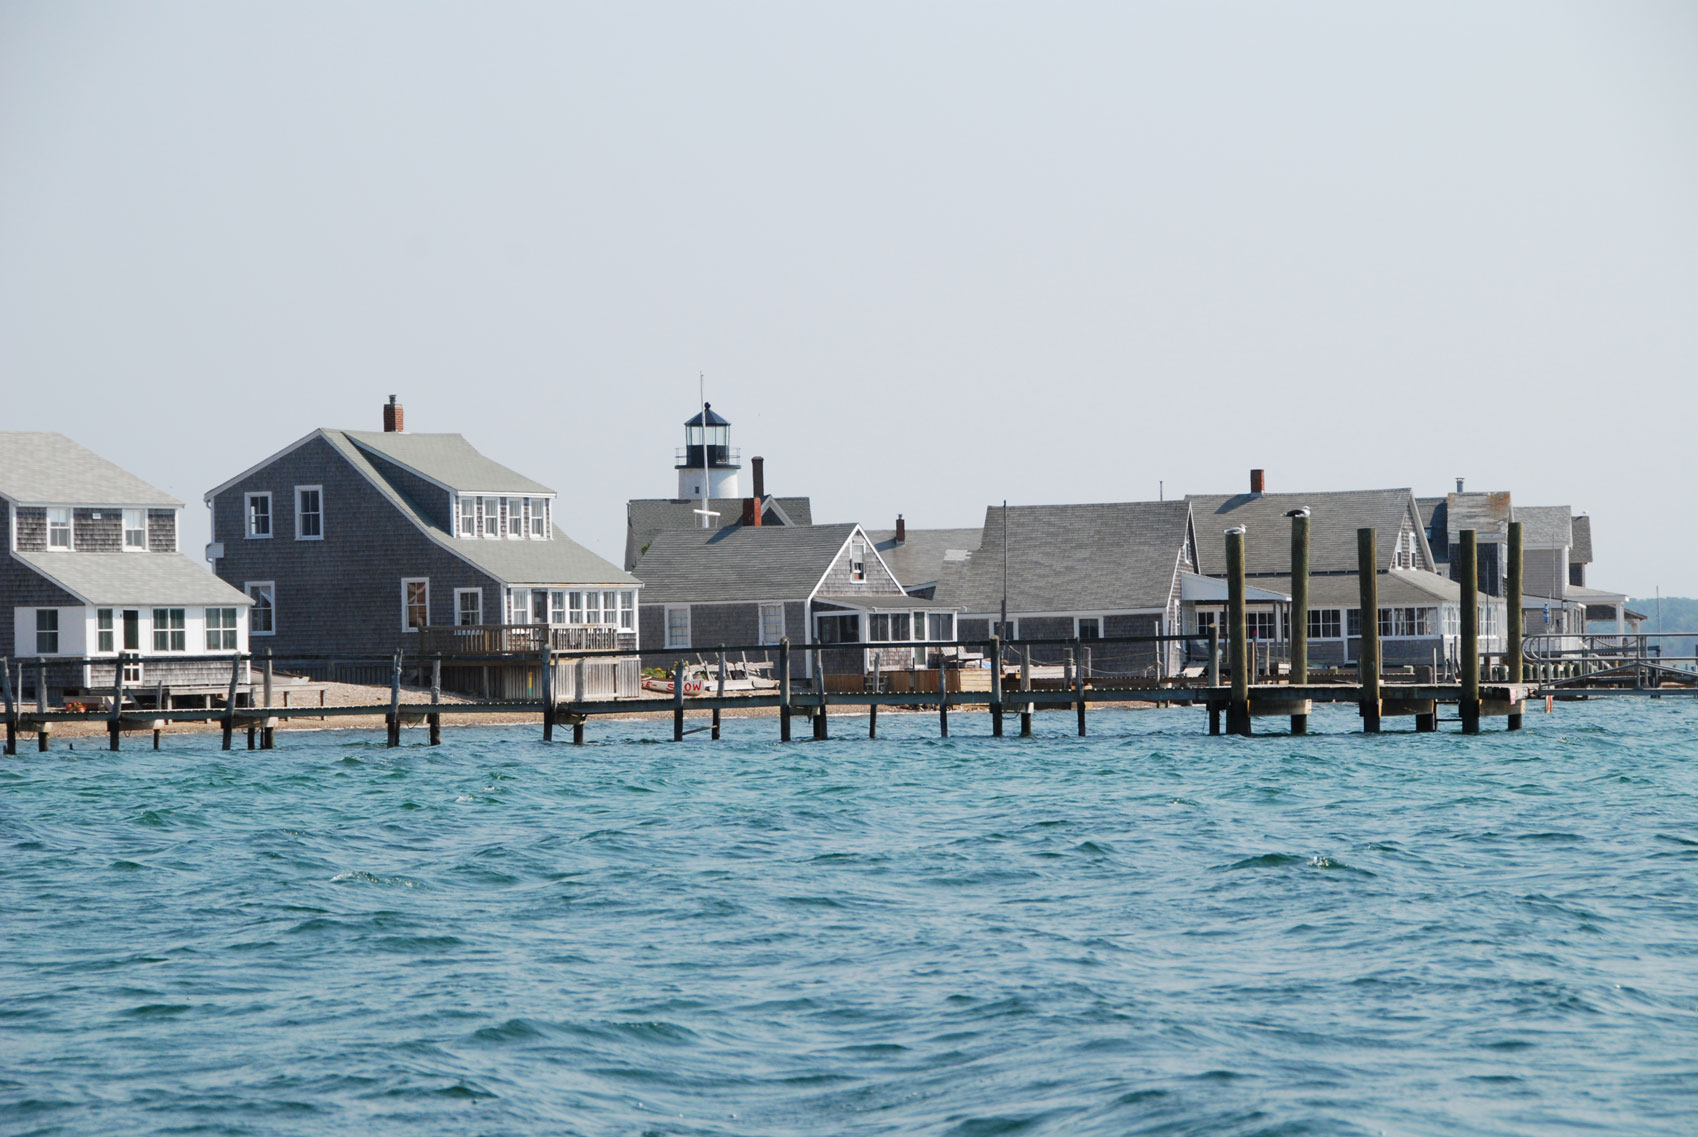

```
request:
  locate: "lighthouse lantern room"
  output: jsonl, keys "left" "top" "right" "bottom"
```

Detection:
{"left": 676, "top": 402, "right": 742, "bottom": 501}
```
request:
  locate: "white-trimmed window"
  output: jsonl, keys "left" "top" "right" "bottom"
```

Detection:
{"left": 245, "top": 492, "right": 272, "bottom": 538}
{"left": 1308, "top": 609, "right": 1342, "bottom": 639}
{"left": 122, "top": 509, "right": 147, "bottom": 551}
{"left": 869, "top": 613, "right": 913, "bottom": 642}
{"left": 619, "top": 590, "right": 636, "bottom": 630}
{"left": 402, "top": 578, "right": 429, "bottom": 632}
{"left": 665, "top": 605, "right": 691, "bottom": 649}
{"left": 531, "top": 499, "right": 549, "bottom": 538}
{"left": 1347, "top": 608, "right": 1362, "bottom": 637}
{"left": 568, "top": 591, "right": 585, "bottom": 623}
{"left": 458, "top": 495, "right": 477, "bottom": 537}
{"left": 35, "top": 609, "right": 60, "bottom": 654}
{"left": 583, "top": 590, "right": 603, "bottom": 625}
{"left": 456, "top": 588, "right": 483, "bottom": 626}
{"left": 1075, "top": 617, "right": 1101, "bottom": 641}
{"left": 47, "top": 508, "right": 72, "bottom": 550}
{"left": 206, "top": 608, "right": 239, "bottom": 650}
{"left": 506, "top": 497, "right": 523, "bottom": 538}
{"left": 759, "top": 602, "right": 785, "bottom": 645}
{"left": 152, "top": 608, "right": 186, "bottom": 652}
{"left": 97, "top": 608, "right": 115, "bottom": 652}
{"left": 850, "top": 541, "right": 866, "bottom": 582}
{"left": 1195, "top": 610, "right": 1218, "bottom": 637}
{"left": 295, "top": 486, "right": 323, "bottom": 540}
{"left": 246, "top": 582, "right": 275, "bottom": 635}
{"left": 1246, "top": 611, "right": 1276, "bottom": 640}
{"left": 482, "top": 496, "right": 500, "bottom": 538}
{"left": 926, "top": 612, "right": 955, "bottom": 641}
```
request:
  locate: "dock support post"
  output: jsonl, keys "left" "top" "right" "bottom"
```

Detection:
{"left": 1019, "top": 644, "right": 1032, "bottom": 737}
{"left": 573, "top": 719, "right": 585, "bottom": 745}
{"left": 1357, "top": 528, "right": 1382, "bottom": 733}
{"left": 109, "top": 652, "right": 126, "bottom": 752}
{"left": 247, "top": 722, "right": 257, "bottom": 750}
{"left": 3, "top": 658, "right": 14, "bottom": 756}
{"left": 713, "top": 649, "right": 725, "bottom": 740}
{"left": 779, "top": 638, "right": 792, "bottom": 742}
{"left": 868, "top": 701, "right": 877, "bottom": 739}
{"left": 1506, "top": 520, "right": 1524, "bottom": 732}
{"left": 1460, "top": 528, "right": 1481, "bottom": 735}
{"left": 429, "top": 658, "right": 442, "bottom": 745}
{"left": 386, "top": 650, "right": 402, "bottom": 748}
{"left": 261, "top": 650, "right": 275, "bottom": 749}
{"left": 937, "top": 653, "right": 949, "bottom": 738}
{"left": 1290, "top": 510, "right": 1310, "bottom": 735}
{"left": 223, "top": 653, "right": 241, "bottom": 751}
{"left": 672, "top": 660, "right": 685, "bottom": 742}
{"left": 542, "top": 647, "right": 555, "bottom": 742}
{"left": 990, "top": 635, "right": 1003, "bottom": 737}
{"left": 1074, "top": 636, "right": 1087, "bottom": 737}
{"left": 812, "top": 646, "right": 828, "bottom": 740}
{"left": 1226, "top": 529, "right": 1252, "bottom": 736}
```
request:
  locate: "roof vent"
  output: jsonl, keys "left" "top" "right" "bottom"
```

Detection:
{"left": 383, "top": 395, "right": 404, "bottom": 433}
{"left": 1456, "top": 477, "right": 1465, "bottom": 493}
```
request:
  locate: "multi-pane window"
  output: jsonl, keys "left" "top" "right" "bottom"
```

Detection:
{"left": 245, "top": 493, "right": 272, "bottom": 538}
{"left": 1377, "top": 607, "right": 1432, "bottom": 637}
{"left": 927, "top": 612, "right": 954, "bottom": 640}
{"left": 205, "top": 608, "right": 239, "bottom": 650}
{"left": 1246, "top": 611, "right": 1276, "bottom": 640}
{"left": 97, "top": 608, "right": 115, "bottom": 652}
{"left": 759, "top": 602, "right": 785, "bottom": 645}
{"left": 582, "top": 591, "right": 603, "bottom": 624}
{"left": 568, "top": 591, "right": 585, "bottom": 623}
{"left": 665, "top": 606, "right": 691, "bottom": 649}
{"left": 849, "top": 541, "right": 866, "bottom": 582}
{"left": 816, "top": 614, "right": 861, "bottom": 644}
{"left": 47, "top": 508, "right": 72, "bottom": 549}
{"left": 152, "top": 608, "right": 186, "bottom": 652}
{"left": 1196, "top": 610, "right": 1217, "bottom": 636}
{"left": 1308, "top": 609, "right": 1342, "bottom": 639}
{"left": 1076, "top": 617, "right": 1102, "bottom": 641}
{"left": 531, "top": 499, "right": 549, "bottom": 538}
{"left": 506, "top": 498, "right": 523, "bottom": 538}
{"left": 295, "top": 487, "right": 322, "bottom": 539}
{"left": 868, "top": 613, "right": 912, "bottom": 641}
{"left": 123, "top": 509, "right": 147, "bottom": 551}
{"left": 247, "top": 582, "right": 275, "bottom": 635}
{"left": 35, "top": 609, "right": 59, "bottom": 653}
{"left": 457, "top": 589, "right": 483, "bottom": 626}
{"left": 619, "top": 591, "right": 635, "bottom": 630}
{"left": 1347, "top": 608, "right": 1362, "bottom": 637}
{"left": 459, "top": 496, "right": 477, "bottom": 537}
{"left": 403, "top": 579, "right": 429, "bottom": 632}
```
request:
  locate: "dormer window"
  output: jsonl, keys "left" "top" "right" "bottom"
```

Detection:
{"left": 458, "top": 495, "right": 476, "bottom": 537}
{"left": 47, "top": 508, "right": 72, "bottom": 549}
{"left": 850, "top": 540, "right": 866, "bottom": 582}
{"left": 531, "top": 498, "right": 549, "bottom": 538}
{"left": 506, "top": 497, "right": 524, "bottom": 538}
{"left": 123, "top": 509, "right": 147, "bottom": 550}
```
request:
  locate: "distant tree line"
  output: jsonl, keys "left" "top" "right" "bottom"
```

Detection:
{"left": 1590, "top": 597, "right": 1698, "bottom": 666}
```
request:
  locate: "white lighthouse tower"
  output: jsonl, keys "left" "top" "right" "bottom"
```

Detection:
{"left": 676, "top": 402, "right": 741, "bottom": 502}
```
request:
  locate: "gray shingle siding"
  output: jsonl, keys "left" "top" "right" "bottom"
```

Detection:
{"left": 16, "top": 508, "right": 44, "bottom": 552}
{"left": 819, "top": 536, "right": 905, "bottom": 595}
{"left": 361, "top": 451, "right": 454, "bottom": 531}
{"left": 73, "top": 509, "right": 121, "bottom": 552}
{"left": 0, "top": 565, "right": 81, "bottom": 669}
{"left": 209, "top": 434, "right": 502, "bottom": 658}
{"left": 148, "top": 510, "right": 176, "bottom": 552}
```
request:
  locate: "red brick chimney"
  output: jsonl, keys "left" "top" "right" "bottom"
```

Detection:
{"left": 751, "top": 455, "right": 765, "bottom": 500}
{"left": 1250, "top": 468, "right": 1265, "bottom": 495}
{"left": 383, "top": 395, "right": 404, "bottom": 433}
{"left": 741, "top": 497, "right": 762, "bottom": 527}
{"left": 895, "top": 514, "right": 906, "bottom": 543}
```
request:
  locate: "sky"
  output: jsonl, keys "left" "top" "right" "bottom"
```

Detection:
{"left": 2, "top": 2, "right": 1695, "bottom": 596}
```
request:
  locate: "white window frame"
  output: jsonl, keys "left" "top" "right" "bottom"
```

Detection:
{"left": 35, "top": 608, "right": 60, "bottom": 654}
{"left": 151, "top": 608, "right": 187, "bottom": 652}
{"left": 482, "top": 496, "right": 500, "bottom": 538}
{"left": 294, "top": 485, "right": 323, "bottom": 540}
{"left": 759, "top": 602, "right": 785, "bottom": 645}
{"left": 505, "top": 497, "right": 523, "bottom": 539}
{"left": 619, "top": 590, "right": 636, "bottom": 631}
{"left": 1075, "top": 616, "right": 1101, "bottom": 641}
{"left": 458, "top": 495, "right": 476, "bottom": 538}
{"left": 664, "top": 605, "right": 691, "bottom": 650}
{"left": 96, "top": 608, "right": 115, "bottom": 653}
{"left": 47, "top": 507, "right": 72, "bottom": 550}
{"left": 122, "top": 509, "right": 147, "bottom": 551}
{"left": 245, "top": 492, "right": 272, "bottom": 539}
{"left": 402, "top": 578, "right": 430, "bottom": 633}
{"left": 205, "top": 607, "right": 239, "bottom": 651}
{"left": 1308, "top": 608, "right": 1342, "bottom": 640}
{"left": 455, "top": 587, "right": 483, "bottom": 626}
{"left": 530, "top": 498, "right": 549, "bottom": 539}
{"left": 849, "top": 540, "right": 866, "bottom": 582}
{"left": 246, "top": 581, "right": 275, "bottom": 636}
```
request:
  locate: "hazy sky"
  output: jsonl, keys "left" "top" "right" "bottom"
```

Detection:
{"left": 3, "top": 2, "right": 1695, "bottom": 595}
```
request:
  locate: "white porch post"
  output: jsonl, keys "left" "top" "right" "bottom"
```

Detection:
{"left": 1616, "top": 603, "right": 1624, "bottom": 635}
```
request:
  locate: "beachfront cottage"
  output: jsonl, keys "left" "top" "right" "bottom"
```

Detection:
{"left": 633, "top": 522, "right": 959, "bottom": 681}
{"left": 204, "top": 399, "right": 639, "bottom": 672}
{"left": 1, "top": 432, "right": 252, "bottom": 702}
{"left": 937, "top": 500, "right": 1201, "bottom": 679}
{"left": 1189, "top": 471, "right": 1493, "bottom": 669}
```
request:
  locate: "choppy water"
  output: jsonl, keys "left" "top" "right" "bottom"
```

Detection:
{"left": 4, "top": 700, "right": 1698, "bottom": 1136}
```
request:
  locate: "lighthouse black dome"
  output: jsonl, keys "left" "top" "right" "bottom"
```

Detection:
{"left": 684, "top": 403, "right": 731, "bottom": 428}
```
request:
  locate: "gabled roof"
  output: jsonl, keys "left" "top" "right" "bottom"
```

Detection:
{"left": 1234, "top": 568, "right": 1463, "bottom": 608}
{"left": 1571, "top": 515, "right": 1593, "bottom": 564}
{"left": 1186, "top": 489, "right": 1428, "bottom": 576}
{"left": 1513, "top": 505, "right": 1573, "bottom": 549}
{"left": 338, "top": 431, "right": 552, "bottom": 495}
{"left": 864, "top": 527, "right": 983, "bottom": 591}
{"left": 16, "top": 551, "right": 249, "bottom": 606}
{"left": 0, "top": 432, "right": 181, "bottom": 507}
{"left": 624, "top": 495, "right": 813, "bottom": 571}
{"left": 946, "top": 501, "right": 1193, "bottom": 615}
{"left": 634, "top": 523, "right": 862, "bottom": 604}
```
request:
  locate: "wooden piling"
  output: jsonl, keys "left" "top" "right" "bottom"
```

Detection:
{"left": 1506, "top": 520, "right": 1524, "bottom": 731}
{"left": 1357, "top": 528, "right": 1382, "bottom": 733}
{"left": 385, "top": 650, "right": 402, "bottom": 747}
{"left": 868, "top": 701, "right": 877, "bottom": 739}
{"left": 573, "top": 719, "right": 585, "bottom": 745}
{"left": 990, "top": 635, "right": 1003, "bottom": 737}
{"left": 1459, "top": 528, "right": 1481, "bottom": 734}
{"left": 541, "top": 647, "right": 554, "bottom": 742}
{"left": 428, "top": 658, "right": 442, "bottom": 745}
{"left": 4, "top": 657, "right": 17, "bottom": 756}
{"left": 109, "top": 652, "right": 126, "bottom": 751}
{"left": 936, "top": 653, "right": 949, "bottom": 738}
{"left": 1019, "top": 644, "right": 1032, "bottom": 737}
{"left": 672, "top": 660, "right": 685, "bottom": 742}
{"left": 1290, "top": 510, "right": 1310, "bottom": 735}
{"left": 779, "top": 638, "right": 792, "bottom": 742}
{"left": 222, "top": 653, "right": 241, "bottom": 751}
{"left": 261, "top": 650, "right": 275, "bottom": 749}
{"left": 712, "top": 650, "right": 725, "bottom": 740}
{"left": 812, "top": 646, "right": 828, "bottom": 740}
{"left": 1226, "top": 529, "right": 1251, "bottom": 736}
{"left": 1074, "top": 635, "right": 1088, "bottom": 737}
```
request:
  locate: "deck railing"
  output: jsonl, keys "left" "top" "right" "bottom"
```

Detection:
{"left": 418, "top": 623, "right": 631, "bottom": 656}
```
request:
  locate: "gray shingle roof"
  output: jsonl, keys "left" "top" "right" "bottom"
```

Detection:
{"left": 321, "top": 432, "right": 635, "bottom": 587}
{"left": 0, "top": 432, "right": 181, "bottom": 507}
{"left": 1188, "top": 489, "right": 1427, "bottom": 577}
{"left": 1241, "top": 568, "right": 1463, "bottom": 608}
{"left": 1513, "top": 505, "right": 1573, "bottom": 549}
{"left": 624, "top": 496, "right": 813, "bottom": 571}
{"left": 634, "top": 523, "right": 861, "bottom": 604}
{"left": 948, "top": 501, "right": 1193, "bottom": 614}
{"left": 864, "top": 527, "right": 983, "bottom": 591}
{"left": 16, "top": 551, "right": 251, "bottom": 606}
{"left": 1571, "top": 515, "right": 1593, "bottom": 563}
{"left": 1446, "top": 491, "right": 1513, "bottom": 541}
{"left": 339, "top": 431, "right": 553, "bottom": 495}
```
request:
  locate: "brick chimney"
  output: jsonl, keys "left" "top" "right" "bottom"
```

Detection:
{"left": 1249, "top": 468, "right": 1265, "bottom": 495}
{"left": 383, "top": 395, "right": 403, "bottom": 433}
{"left": 751, "top": 455, "right": 765, "bottom": 500}
{"left": 741, "top": 497, "right": 762, "bottom": 527}
{"left": 895, "top": 514, "right": 906, "bottom": 543}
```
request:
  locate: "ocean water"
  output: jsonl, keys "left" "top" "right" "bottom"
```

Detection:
{"left": 3, "top": 700, "right": 1697, "bottom": 1137}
